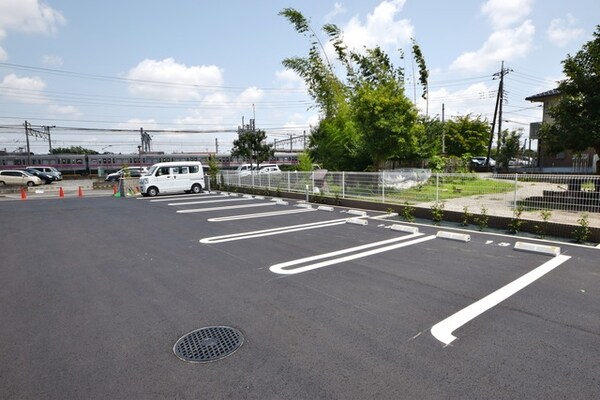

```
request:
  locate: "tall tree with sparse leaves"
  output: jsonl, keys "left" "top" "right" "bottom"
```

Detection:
{"left": 280, "top": 8, "right": 421, "bottom": 171}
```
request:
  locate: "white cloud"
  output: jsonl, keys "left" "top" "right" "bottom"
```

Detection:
{"left": 547, "top": 14, "right": 584, "bottom": 47}
{"left": 0, "top": 73, "right": 47, "bottom": 103}
{"left": 275, "top": 69, "right": 306, "bottom": 90}
{"left": 0, "top": 0, "right": 65, "bottom": 35}
{"left": 450, "top": 20, "right": 535, "bottom": 73}
{"left": 324, "top": 3, "right": 347, "bottom": 22}
{"left": 42, "top": 54, "right": 63, "bottom": 67}
{"left": 125, "top": 58, "right": 224, "bottom": 101}
{"left": 47, "top": 104, "right": 81, "bottom": 116}
{"left": 425, "top": 82, "right": 497, "bottom": 118}
{"left": 481, "top": 0, "right": 535, "bottom": 29}
{"left": 0, "top": 0, "right": 65, "bottom": 60}
{"left": 341, "top": 0, "right": 412, "bottom": 52}
{"left": 237, "top": 86, "right": 264, "bottom": 104}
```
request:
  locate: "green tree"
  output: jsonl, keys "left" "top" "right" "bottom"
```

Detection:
{"left": 207, "top": 154, "right": 219, "bottom": 189}
{"left": 415, "top": 115, "right": 443, "bottom": 159}
{"left": 350, "top": 47, "right": 420, "bottom": 169}
{"left": 443, "top": 114, "right": 490, "bottom": 157}
{"left": 51, "top": 146, "right": 98, "bottom": 155}
{"left": 541, "top": 25, "right": 600, "bottom": 173}
{"left": 496, "top": 129, "right": 522, "bottom": 170}
{"left": 230, "top": 130, "right": 274, "bottom": 170}
{"left": 280, "top": 8, "right": 421, "bottom": 171}
{"left": 297, "top": 151, "right": 314, "bottom": 171}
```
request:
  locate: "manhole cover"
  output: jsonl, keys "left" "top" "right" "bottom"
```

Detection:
{"left": 173, "top": 326, "right": 243, "bottom": 363}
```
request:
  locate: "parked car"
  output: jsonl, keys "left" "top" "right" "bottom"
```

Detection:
{"left": 0, "top": 170, "right": 43, "bottom": 186}
{"left": 235, "top": 164, "right": 253, "bottom": 176}
{"left": 258, "top": 164, "right": 281, "bottom": 174}
{"left": 105, "top": 166, "right": 148, "bottom": 182}
{"left": 140, "top": 161, "right": 205, "bottom": 197}
{"left": 26, "top": 166, "right": 62, "bottom": 181}
{"left": 24, "top": 168, "right": 54, "bottom": 184}
{"left": 471, "top": 157, "right": 496, "bottom": 167}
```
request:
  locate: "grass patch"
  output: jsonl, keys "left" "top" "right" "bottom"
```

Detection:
{"left": 385, "top": 176, "right": 515, "bottom": 203}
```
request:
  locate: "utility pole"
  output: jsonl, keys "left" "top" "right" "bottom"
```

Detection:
{"left": 42, "top": 125, "right": 55, "bottom": 152}
{"left": 441, "top": 103, "right": 445, "bottom": 154}
{"left": 140, "top": 127, "right": 152, "bottom": 152}
{"left": 24, "top": 121, "right": 53, "bottom": 163}
{"left": 486, "top": 61, "right": 511, "bottom": 168}
{"left": 215, "top": 138, "right": 219, "bottom": 154}
{"left": 24, "top": 121, "right": 31, "bottom": 165}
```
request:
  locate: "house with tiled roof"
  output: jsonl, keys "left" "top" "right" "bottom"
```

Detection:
{"left": 526, "top": 89, "right": 598, "bottom": 173}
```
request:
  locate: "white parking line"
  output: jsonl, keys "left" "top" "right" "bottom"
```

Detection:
{"left": 269, "top": 234, "right": 436, "bottom": 275}
{"left": 140, "top": 193, "right": 219, "bottom": 201}
{"left": 199, "top": 218, "right": 356, "bottom": 243}
{"left": 168, "top": 197, "right": 254, "bottom": 206}
{"left": 430, "top": 254, "right": 571, "bottom": 346}
{"left": 207, "top": 208, "right": 316, "bottom": 222}
{"left": 177, "top": 202, "right": 276, "bottom": 214}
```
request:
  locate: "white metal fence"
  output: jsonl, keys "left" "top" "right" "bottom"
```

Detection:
{"left": 219, "top": 170, "right": 600, "bottom": 228}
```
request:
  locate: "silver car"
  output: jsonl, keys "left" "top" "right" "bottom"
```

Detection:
{"left": 0, "top": 170, "right": 43, "bottom": 186}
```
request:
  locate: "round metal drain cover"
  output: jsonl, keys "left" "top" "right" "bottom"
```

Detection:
{"left": 173, "top": 326, "right": 243, "bottom": 363}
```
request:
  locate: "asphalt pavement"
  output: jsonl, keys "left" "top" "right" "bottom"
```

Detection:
{"left": 0, "top": 193, "right": 598, "bottom": 399}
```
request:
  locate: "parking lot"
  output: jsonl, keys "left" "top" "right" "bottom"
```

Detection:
{"left": 1, "top": 192, "right": 599, "bottom": 399}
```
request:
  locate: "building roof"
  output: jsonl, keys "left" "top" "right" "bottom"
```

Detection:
{"left": 525, "top": 88, "right": 560, "bottom": 102}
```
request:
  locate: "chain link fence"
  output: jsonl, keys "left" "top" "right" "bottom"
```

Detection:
{"left": 220, "top": 170, "right": 600, "bottom": 230}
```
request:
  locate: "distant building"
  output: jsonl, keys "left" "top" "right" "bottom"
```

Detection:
{"left": 526, "top": 89, "right": 598, "bottom": 173}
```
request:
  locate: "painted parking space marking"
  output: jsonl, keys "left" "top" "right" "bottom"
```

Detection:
{"left": 430, "top": 254, "right": 571, "bottom": 346}
{"left": 269, "top": 234, "right": 436, "bottom": 275}
{"left": 139, "top": 193, "right": 220, "bottom": 201}
{"left": 199, "top": 217, "right": 359, "bottom": 244}
{"left": 177, "top": 202, "right": 276, "bottom": 214}
{"left": 207, "top": 208, "right": 316, "bottom": 222}
{"left": 168, "top": 197, "right": 254, "bottom": 206}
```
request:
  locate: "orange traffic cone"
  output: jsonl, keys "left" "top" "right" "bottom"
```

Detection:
{"left": 20, "top": 187, "right": 27, "bottom": 200}
{"left": 59, "top": 187, "right": 64, "bottom": 198}
{"left": 78, "top": 186, "right": 84, "bottom": 197}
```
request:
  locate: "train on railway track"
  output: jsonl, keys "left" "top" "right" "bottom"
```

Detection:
{"left": 0, "top": 151, "right": 300, "bottom": 176}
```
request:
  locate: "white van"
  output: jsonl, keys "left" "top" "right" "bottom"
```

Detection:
{"left": 139, "top": 161, "right": 205, "bottom": 197}
{"left": 235, "top": 163, "right": 253, "bottom": 176}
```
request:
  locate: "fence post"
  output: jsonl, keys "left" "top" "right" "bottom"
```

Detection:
{"left": 342, "top": 171, "right": 346, "bottom": 198}
{"left": 436, "top": 173, "right": 440, "bottom": 204}
{"left": 382, "top": 171, "right": 385, "bottom": 203}
{"left": 288, "top": 171, "right": 291, "bottom": 192}
{"left": 513, "top": 173, "right": 518, "bottom": 214}
{"left": 312, "top": 171, "right": 315, "bottom": 194}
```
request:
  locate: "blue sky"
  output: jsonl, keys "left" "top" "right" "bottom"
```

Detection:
{"left": 0, "top": 0, "right": 598, "bottom": 155}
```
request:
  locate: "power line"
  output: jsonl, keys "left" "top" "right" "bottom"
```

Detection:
{"left": 0, "top": 62, "right": 308, "bottom": 93}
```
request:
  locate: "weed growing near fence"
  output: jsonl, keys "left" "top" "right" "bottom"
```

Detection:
{"left": 473, "top": 206, "right": 489, "bottom": 231}
{"left": 461, "top": 206, "right": 471, "bottom": 226}
{"left": 402, "top": 202, "right": 416, "bottom": 223}
{"left": 534, "top": 210, "right": 552, "bottom": 239}
{"left": 572, "top": 213, "right": 591, "bottom": 243}
{"left": 508, "top": 206, "right": 525, "bottom": 234}
{"left": 430, "top": 202, "right": 445, "bottom": 224}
